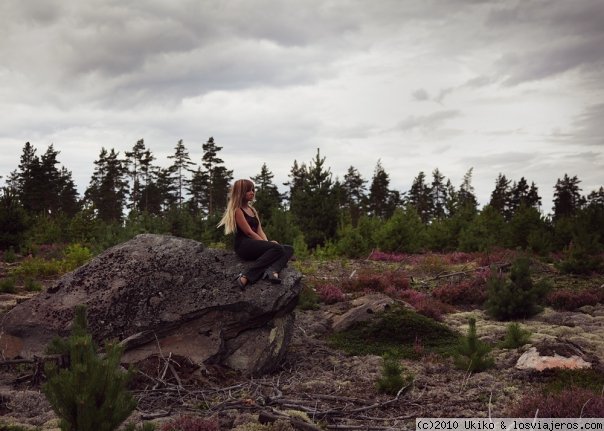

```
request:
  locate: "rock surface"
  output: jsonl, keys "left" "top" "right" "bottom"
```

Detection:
{"left": 515, "top": 342, "right": 592, "bottom": 371}
{"left": 0, "top": 234, "right": 302, "bottom": 375}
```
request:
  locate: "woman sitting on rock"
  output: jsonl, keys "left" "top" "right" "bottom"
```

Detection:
{"left": 218, "top": 178, "right": 293, "bottom": 290}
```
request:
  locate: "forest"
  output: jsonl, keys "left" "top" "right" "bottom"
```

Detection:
{"left": 0, "top": 138, "right": 603, "bottom": 272}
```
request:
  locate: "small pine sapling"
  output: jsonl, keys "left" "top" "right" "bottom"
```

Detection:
{"left": 500, "top": 322, "right": 531, "bottom": 349}
{"left": 485, "top": 257, "right": 550, "bottom": 320}
{"left": 376, "top": 353, "right": 413, "bottom": 395}
{"left": 454, "top": 318, "right": 494, "bottom": 373}
{"left": 43, "top": 305, "right": 136, "bottom": 431}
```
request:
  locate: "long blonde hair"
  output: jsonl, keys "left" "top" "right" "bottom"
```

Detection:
{"left": 217, "top": 179, "right": 257, "bottom": 234}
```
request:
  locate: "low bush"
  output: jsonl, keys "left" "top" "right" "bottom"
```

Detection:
{"left": 499, "top": 323, "right": 531, "bottom": 349}
{"left": 328, "top": 306, "right": 459, "bottom": 359}
{"left": 453, "top": 318, "right": 494, "bottom": 373}
{"left": 543, "top": 369, "right": 604, "bottom": 394}
{"left": 546, "top": 288, "right": 602, "bottom": 311}
{"left": 62, "top": 243, "right": 93, "bottom": 271}
{"left": 3, "top": 246, "right": 17, "bottom": 263}
{"left": 24, "top": 277, "right": 43, "bottom": 292}
{"left": 485, "top": 257, "right": 550, "bottom": 320}
{"left": 0, "top": 277, "right": 16, "bottom": 293}
{"left": 397, "top": 290, "right": 453, "bottom": 320}
{"left": 10, "top": 257, "right": 63, "bottom": 279}
{"left": 297, "top": 285, "right": 320, "bottom": 310}
{"left": 368, "top": 250, "right": 408, "bottom": 262}
{"left": 315, "top": 284, "right": 345, "bottom": 304}
{"left": 160, "top": 416, "right": 219, "bottom": 431}
{"left": 432, "top": 279, "right": 488, "bottom": 306}
{"left": 508, "top": 388, "right": 604, "bottom": 418}
{"left": 416, "top": 254, "right": 447, "bottom": 275}
{"left": 376, "top": 354, "right": 414, "bottom": 395}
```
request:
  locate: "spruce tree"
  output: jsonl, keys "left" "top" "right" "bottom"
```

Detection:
{"left": 368, "top": 160, "right": 399, "bottom": 219}
{"left": 407, "top": 171, "right": 432, "bottom": 223}
{"left": 342, "top": 166, "right": 367, "bottom": 225}
{"left": 85, "top": 148, "right": 129, "bottom": 222}
{"left": 430, "top": 168, "right": 447, "bottom": 220}
{"left": 457, "top": 168, "right": 478, "bottom": 214}
{"left": 290, "top": 149, "right": 338, "bottom": 248}
{"left": 489, "top": 173, "right": 512, "bottom": 220}
{"left": 251, "top": 163, "right": 282, "bottom": 223}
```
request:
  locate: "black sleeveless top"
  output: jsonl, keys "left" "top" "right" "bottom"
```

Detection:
{"left": 234, "top": 208, "right": 259, "bottom": 249}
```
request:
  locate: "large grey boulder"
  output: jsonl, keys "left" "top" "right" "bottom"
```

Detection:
{"left": 0, "top": 234, "right": 302, "bottom": 375}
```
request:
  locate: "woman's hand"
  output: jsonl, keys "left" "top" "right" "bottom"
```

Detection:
{"left": 270, "top": 240, "right": 279, "bottom": 244}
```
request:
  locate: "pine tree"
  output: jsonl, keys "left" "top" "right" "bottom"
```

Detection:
{"left": 124, "top": 139, "right": 147, "bottom": 212}
{"left": 85, "top": 148, "right": 129, "bottom": 222}
{"left": 0, "top": 187, "right": 28, "bottom": 249}
{"left": 457, "top": 168, "right": 477, "bottom": 213}
{"left": 407, "top": 171, "right": 432, "bottom": 223}
{"left": 430, "top": 168, "right": 447, "bottom": 220}
{"left": 290, "top": 149, "right": 338, "bottom": 248}
{"left": 489, "top": 173, "right": 512, "bottom": 220}
{"left": 190, "top": 137, "right": 233, "bottom": 216}
{"left": 251, "top": 163, "right": 282, "bottom": 223}
{"left": 43, "top": 306, "right": 136, "bottom": 431}
{"left": 341, "top": 166, "right": 367, "bottom": 225}
{"left": 553, "top": 174, "right": 585, "bottom": 220}
{"left": 368, "top": 160, "right": 399, "bottom": 219}
{"left": 167, "top": 139, "right": 195, "bottom": 208}
{"left": 137, "top": 148, "right": 156, "bottom": 213}
{"left": 9, "top": 142, "right": 79, "bottom": 216}
{"left": 285, "top": 160, "right": 307, "bottom": 211}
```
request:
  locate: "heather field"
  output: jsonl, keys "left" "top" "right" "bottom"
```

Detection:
{"left": 1, "top": 247, "right": 604, "bottom": 430}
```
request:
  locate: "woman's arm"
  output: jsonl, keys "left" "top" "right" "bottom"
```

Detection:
{"left": 235, "top": 209, "right": 264, "bottom": 241}
{"left": 257, "top": 223, "right": 269, "bottom": 241}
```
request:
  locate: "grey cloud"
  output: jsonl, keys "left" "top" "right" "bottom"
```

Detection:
{"left": 566, "top": 103, "right": 604, "bottom": 147}
{"left": 412, "top": 88, "right": 430, "bottom": 101}
{"left": 398, "top": 110, "right": 461, "bottom": 132}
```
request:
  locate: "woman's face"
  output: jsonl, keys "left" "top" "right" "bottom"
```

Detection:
{"left": 244, "top": 186, "right": 255, "bottom": 202}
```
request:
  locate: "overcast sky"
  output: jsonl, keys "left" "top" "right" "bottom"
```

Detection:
{"left": 1, "top": 0, "right": 602, "bottom": 215}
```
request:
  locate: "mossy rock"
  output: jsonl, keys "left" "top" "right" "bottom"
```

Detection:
{"left": 328, "top": 305, "right": 460, "bottom": 359}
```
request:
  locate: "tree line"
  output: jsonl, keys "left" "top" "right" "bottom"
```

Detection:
{"left": 1, "top": 140, "right": 603, "bottom": 261}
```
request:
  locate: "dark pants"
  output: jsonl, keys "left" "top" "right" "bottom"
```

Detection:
{"left": 235, "top": 239, "right": 294, "bottom": 283}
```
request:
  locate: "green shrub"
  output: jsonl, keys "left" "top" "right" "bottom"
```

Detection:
{"left": 336, "top": 225, "right": 370, "bottom": 258}
{"left": 297, "top": 285, "right": 320, "bottom": 310}
{"left": 3, "top": 246, "right": 17, "bottom": 263}
{"left": 499, "top": 323, "right": 531, "bottom": 349}
{"left": 24, "top": 277, "right": 43, "bottom": 292}
{"left": 61, "top": 243, "right": 93, "bottom": 271}
{"left": 312, "top": 240, "right": 339, "bottom": 260}
{"left": 376, "top": 354, "right": 413, "bottom": 395}
{"left": 485, "top": 257, "right": 550, "bottom": 320}
{"left": 292, "top": 233, "right": 310, "bottom": 259}
{"left": 43, "top": 306, "right": 136, "bottom": 431}
{"left": 0, "top": 277, "right": 16, "bottom": 293}
{"left": 374, "top": 207, "right": 426, "bottom": 253}
{"left": 453, "top": 317, "right": 494, "bottom": 373}
{"left": 11, "top": 257, "right": 63, "bottom": 279}
{"left": 555, "top": 229, "right": 603, "bottom": 274}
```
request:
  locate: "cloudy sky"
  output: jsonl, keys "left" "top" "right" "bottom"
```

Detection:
{"left": 1, "top": 0, "right": 602, "bottom": 214}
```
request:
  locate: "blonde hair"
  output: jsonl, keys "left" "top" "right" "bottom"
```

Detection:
{"left": 217, "top": 179, "right": 257, "bottom": 234}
